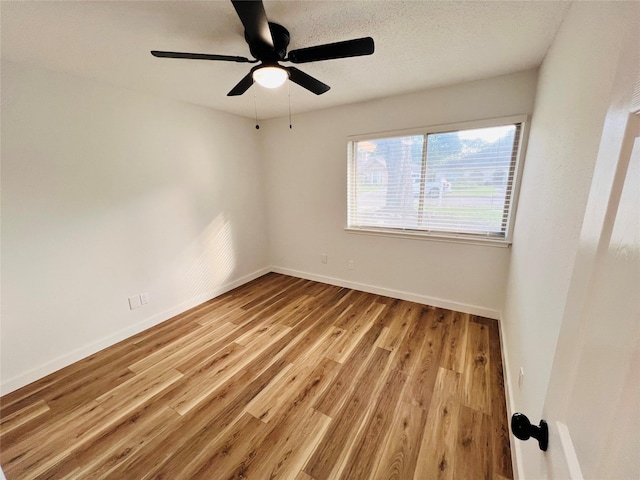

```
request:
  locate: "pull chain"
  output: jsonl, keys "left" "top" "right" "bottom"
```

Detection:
{"left": 253, "top": 85, "right": 293, "bottom": 130}
{"left": 253, "top": 88, "right": 259, "bottom": 129}
{"left": 288, "top": 82, "right": 292, "bottom": 129}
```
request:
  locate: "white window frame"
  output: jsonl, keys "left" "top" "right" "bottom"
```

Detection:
{"left": 346, "top": 115, "right": 529, "bottom": 246}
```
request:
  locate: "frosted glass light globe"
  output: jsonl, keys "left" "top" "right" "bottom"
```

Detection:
{"left": 253, "top": 66, "right": 288, "bottom": 89}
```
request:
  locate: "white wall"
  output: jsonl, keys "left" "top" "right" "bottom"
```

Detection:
{"left": 1, "top": 61, "right": 270, "bottom": 392}
{"left": 261, "top": 70, "right": 538, "bottom": 318}
{"left": 501, "top": 2, "right": 637, "bottom": 477}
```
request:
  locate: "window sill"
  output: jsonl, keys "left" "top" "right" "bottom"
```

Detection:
{"left": 345, "top": 227, "right": 512, "bottom": 248}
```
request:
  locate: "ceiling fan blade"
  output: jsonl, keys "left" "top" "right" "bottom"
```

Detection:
{"left": 288, "top": 37, "right": 374, "bottom": 64}
{"left": 286, "top": 67, "right": 330, "bottom": 95}
{"left": 231, "top": 0, "right": 274, "bottom": 49}
{"left": 151, "top": 50, "right": 254, "bottom": 63}
{"left": 227, "top": 72, "right": 255, "bottom": 96}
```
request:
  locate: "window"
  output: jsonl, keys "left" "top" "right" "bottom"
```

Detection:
{"left": 347, "top": 116, "right": 527, "bottom": 245}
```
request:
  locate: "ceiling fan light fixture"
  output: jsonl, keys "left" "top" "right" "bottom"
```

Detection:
{"left": 253, "top": 66, "right": 288, "bottom": 89}
{"left": 152, "top": 1, "right": 374, "bottom": 96}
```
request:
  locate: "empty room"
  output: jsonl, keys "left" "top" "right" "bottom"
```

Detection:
{"left": 1, "top": 1, "right": 638, "bottom": 479}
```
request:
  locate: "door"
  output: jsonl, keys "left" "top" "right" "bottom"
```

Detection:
{"left": 540, "top": 22, "right": 640, "bottom": 479}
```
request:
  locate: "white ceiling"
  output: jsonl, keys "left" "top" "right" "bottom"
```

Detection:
{"left": 1, "top": 1, "right": 571, "bottom": 119}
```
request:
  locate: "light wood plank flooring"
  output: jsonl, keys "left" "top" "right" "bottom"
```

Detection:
{"left": 0, "top": 273, "right": 513, "bottom": 479}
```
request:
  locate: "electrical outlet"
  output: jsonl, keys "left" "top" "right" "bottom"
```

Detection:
{"left": 518, "top": 367, "right": 524, "bottom": 389}
{"left": 348, "top": 260, "right": 355, "bottom": 270}
{"left": 140, "top": 292, "right": 150, "bottom": 305}
{"left": 321, "top": 253, "right": 328, "bottom": 264}
{"left": 128, "top": 295, "right": 142, "bottom": 310}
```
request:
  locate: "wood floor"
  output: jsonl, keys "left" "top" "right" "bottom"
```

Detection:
{"left": 0, "top": 273, "right": 513, "bottom": 480}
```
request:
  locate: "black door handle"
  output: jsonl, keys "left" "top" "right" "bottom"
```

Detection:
{"left": 511, "top": 412, "right": 548, "bottom": 451}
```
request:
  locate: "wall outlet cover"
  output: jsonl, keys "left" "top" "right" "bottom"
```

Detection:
{"left": 128, "top": 295, "right": 142, "bottom": 310}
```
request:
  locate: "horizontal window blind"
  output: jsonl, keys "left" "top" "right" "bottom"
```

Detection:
{"left": 347, "top": 121, "right": 523, "bottom": 241}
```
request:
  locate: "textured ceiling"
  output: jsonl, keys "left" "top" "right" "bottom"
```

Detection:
{"left": 1, "top": 1, "right": 570, "bottom": 119}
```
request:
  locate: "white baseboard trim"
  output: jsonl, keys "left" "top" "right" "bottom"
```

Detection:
{"left": 557, "top": 421, "right": 584, "bottom": 480}
{"left": 2, "top": 265, "right": 499, "bottom": 394}
{"left": 0, "top": 266, "right": 271, "bottom": 395}
{"left": 496, "top": 311, "right": 524, "bottom": 480}
{"left": 270, "top": 266, "right": 501, "bottom": 319}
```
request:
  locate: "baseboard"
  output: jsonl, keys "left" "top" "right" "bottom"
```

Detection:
{"left": 557, "top": 421, "right": 584, "bottom": 480}
{"left": 2, "top": 265, "right": 499, "bottom": 394}
{"left": 270, "top": 266, "right": 501, "bottom": 319}
{"left": 497, "top": 311, "right": 524, "bottom": 480}
{"left": 0, "top": 266, "right": 271, "bottom": 395}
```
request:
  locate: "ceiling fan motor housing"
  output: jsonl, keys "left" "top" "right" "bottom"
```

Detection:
{"left": 247, "top": 22, "right": 290, "bottom": 63}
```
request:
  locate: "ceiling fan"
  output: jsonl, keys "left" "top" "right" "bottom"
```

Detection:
{"left": 151, "top": 0, "right": 374, "bottom": 96}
